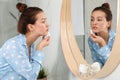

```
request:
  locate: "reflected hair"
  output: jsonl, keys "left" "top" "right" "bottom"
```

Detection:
{"left": 92, "top": 3, "right": 112, "bottom": 30}
{"left": 16, "top": 2, "right": 43, "bottom": 34}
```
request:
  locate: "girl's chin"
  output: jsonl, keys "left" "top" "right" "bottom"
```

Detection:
{"left": 92, "top": 30, "right": 98, "bottom": 33}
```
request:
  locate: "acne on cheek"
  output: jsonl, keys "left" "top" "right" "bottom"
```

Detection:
{"left": 98, "top": 23, "right": 105, "bottom": 27}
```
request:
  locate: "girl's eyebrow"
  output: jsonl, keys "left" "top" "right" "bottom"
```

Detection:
{"left": 97, "top": 16, "right": 103, "bottom": 18}
{"left": 91, "top": 16, "right": 93, "bottom": 18}
{"left": 91, "top": 16, "right": 103, "bottom": 19}
{"left": 41, "top": 17, "right": 47, "bottom": 20}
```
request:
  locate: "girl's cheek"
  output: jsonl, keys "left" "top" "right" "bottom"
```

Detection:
{"left": 98, "top": 23, "right": 104, "bottom": 27}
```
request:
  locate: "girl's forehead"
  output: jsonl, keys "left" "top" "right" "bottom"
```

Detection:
{"left": 91, "top": 11, "right": 106, "bottom": 18}
{"left": 92, "top": 10, "right": 106, "bottom": 15}
{"left": 36, "top": 12, "right": 46, "bottom": 20}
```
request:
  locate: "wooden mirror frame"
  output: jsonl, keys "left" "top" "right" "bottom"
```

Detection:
{"left": 60, "top": 0, "right": 120, "bottom": 79}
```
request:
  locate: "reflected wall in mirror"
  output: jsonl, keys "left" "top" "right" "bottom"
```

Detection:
{"left": 60, "top": 0, "right": 120, "bottom": 79}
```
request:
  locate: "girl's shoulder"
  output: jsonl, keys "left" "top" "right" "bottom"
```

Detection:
{"left": 1, "top": 34, "right": 21, "bottom": 48}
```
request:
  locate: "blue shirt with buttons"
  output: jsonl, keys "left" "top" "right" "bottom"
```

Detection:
{"left": 88, "top": 30, "right": 116, "bottom": 67}
{"left": 0, "top": 34, "right": 44, "bottom": 80}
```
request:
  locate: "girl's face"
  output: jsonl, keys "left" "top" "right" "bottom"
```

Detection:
{"left": 91, "top": 10, "right": 111, "bottom": 33}
{"left": 33, "top": 12, "right": 49, "bottom": 36}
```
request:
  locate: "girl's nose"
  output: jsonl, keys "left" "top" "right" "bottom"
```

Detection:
{"left": 46, "top": 22, "right": 49, "bottom": 27}
{"left": 93, "top": 20, "right": 97, "bottom": 25}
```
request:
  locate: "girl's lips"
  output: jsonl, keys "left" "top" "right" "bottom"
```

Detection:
{"left": 46, "top": 29, "right": 49, "bottom": 31}
{"left": 46, "top": 30, "right": 48, "bottom": 32}
{"left": 92, "top": 27, "right": 98, "bottom": 33}
{"left": 92, "top": 27, "right": 97, "bottom": 30}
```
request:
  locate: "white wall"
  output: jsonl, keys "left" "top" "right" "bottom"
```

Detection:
{"left": 0, "top": 0, "right": 18, "bottom": 47}
{"left": 71, "top": 0, "right": 84, "bottom": 35}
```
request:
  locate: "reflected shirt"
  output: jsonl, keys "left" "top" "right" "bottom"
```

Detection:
{"left": 88, "top": 30, "right": 116, "bottom": 67}
{"left": 0, "top": 34, "right": 44, "bottom": 80}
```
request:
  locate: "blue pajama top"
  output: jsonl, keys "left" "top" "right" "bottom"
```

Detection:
{"left": 88, "top": 30, "right": 116, "bottom": 67}
{"left": 0, "top": 34, "right": 44, "bottom": 80}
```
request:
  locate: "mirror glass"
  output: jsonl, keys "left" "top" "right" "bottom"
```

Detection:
{"left": 71, "top": 0, "right": 118, "bottom": 67}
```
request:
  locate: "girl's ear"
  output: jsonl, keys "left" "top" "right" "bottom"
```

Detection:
{"left": 27, "top": 24, "right": 34, "bottom": 32}
{"left": 107, "top": 21, "right": 112, "bottom": 28}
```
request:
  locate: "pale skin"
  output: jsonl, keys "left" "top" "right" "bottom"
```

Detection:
{"left": 25, "top": 12, "right": 50, "bottom": 56}
{"left": 90, "top": 10, "right": 111, "bottom": 47}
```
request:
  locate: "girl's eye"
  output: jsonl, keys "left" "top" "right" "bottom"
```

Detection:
{"left": 41, "top": 21, "right": 45, "bottom": 23}
{"left": 98, "top": 19, "right": 102, "bottom": 21}
{"left": 91, "top": 18, "right": 94, "bottom": 21}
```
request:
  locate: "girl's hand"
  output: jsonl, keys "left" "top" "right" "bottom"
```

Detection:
{"left": 36, "top": 36, "right": 50, "bottom": 50}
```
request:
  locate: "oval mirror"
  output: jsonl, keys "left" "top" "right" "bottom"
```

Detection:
{"left": 60, "top": 0, "right": 120, "bottom": 79}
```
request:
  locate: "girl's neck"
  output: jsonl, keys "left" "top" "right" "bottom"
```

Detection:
{"left": 25, "top": 33, "right": 38, "bottom": 48}
{"left": 98, "top": 31, "right": 109, "bottom": 44}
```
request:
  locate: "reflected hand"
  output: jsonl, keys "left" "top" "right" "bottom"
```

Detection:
{"left": 90, "top": 33, "right": 106, "bottom": 47}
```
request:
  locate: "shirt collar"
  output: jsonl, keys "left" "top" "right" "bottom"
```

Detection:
{"left": 109, "top": 30, "right": 116, "bottom": 40}
{"left": 18, "top": 34, "right": 27, "bottom": 47}
{"left": 18, "top": 34, "right": 35, "bottom": 49}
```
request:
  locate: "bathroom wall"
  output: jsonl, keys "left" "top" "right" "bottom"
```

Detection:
{"left": 0, "top": 0, "right": 120, "bottom": 80}
{"left": 0, "top": 0, "right": 18, "bottom": 47}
